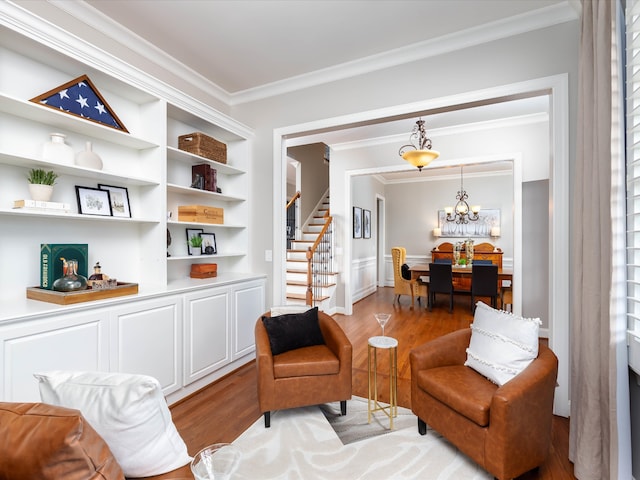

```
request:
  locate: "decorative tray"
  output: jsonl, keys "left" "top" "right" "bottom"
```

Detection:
{"left": 26, "top": 282, "right": 138, "bottom": 305}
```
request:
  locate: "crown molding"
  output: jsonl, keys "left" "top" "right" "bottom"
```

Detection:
{"left": 25, "top": 1, "right": 578, "bottom": 107}
{"left": 49, "top": 0, "right": 233, "bottom": 106}
{"left": 231, "top": 3, "right": 578, "bottom": 105}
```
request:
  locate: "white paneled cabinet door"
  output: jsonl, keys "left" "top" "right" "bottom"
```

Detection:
{"left": 183, "top": 287, "right": 231, "bottom": 386}
{"left": 109, "top": 297, "right": 182, "bottom": 395}
{"left": 232, "top": 279, "right": 266, "bottom": 359}
{"left": 0, "top": 309, "right": 110, "bottom": 402}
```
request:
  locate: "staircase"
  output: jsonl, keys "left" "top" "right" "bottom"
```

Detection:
{"left": 286, "top": 194, "right": 337, "bottom": 308}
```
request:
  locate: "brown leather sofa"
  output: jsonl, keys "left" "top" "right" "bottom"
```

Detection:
{"left": 410, "top": 328, "right": 558, "bottom": 480}
{"left": 0, "top": 402, "right": 193, "bottom": 480}
{"left": 255, "top": 310, "right": 352, "bottom": 427}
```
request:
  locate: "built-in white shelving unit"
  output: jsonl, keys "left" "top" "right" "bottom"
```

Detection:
{"left": 0, "top": 5, "right": 264, "bottom": 405}
{"left": 0, "top": 18, "right": 254, "bottom": 301}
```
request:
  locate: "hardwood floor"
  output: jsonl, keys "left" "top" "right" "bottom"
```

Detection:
{"left": 170, "top": 287, "right": 575, "bottom": 479}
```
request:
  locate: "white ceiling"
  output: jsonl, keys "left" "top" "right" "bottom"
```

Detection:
{"left": 84, "top": 0, "right": 572, "bottom": 96}
{"left": 82, "top": 0, "right": 575, "bottom": 179}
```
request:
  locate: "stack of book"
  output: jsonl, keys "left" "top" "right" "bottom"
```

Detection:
{"left": 13, "top": 199, "right": 71, "bottom": 213}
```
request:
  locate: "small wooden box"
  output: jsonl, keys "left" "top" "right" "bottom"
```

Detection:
{"left": 192, "top": 163, "right": 217, "bottom": 192}
{"left": 190, "top": 263, "right": 218, "bottom": 279}
{"left": 178, "top": 132, "right": 227, "bottom": 164}
{"left": 178, "top": 205, "right": 224, "bottom": 224}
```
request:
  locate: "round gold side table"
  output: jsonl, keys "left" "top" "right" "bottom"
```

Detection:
{"left": 367, "top": 335, "right": 398, "bottom": 429}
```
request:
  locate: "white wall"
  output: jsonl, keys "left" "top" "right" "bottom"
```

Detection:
{"left": 350, "top": 175, "right": 384, "bottom": 302}
{"left": 231, "top": 23, "right": 577, "bottom": 309}
{"left": 328, "top": 117, "right": 545, "bottom": 314}
{"left": 287, "top": 143, "right": 329, "bottom": 225}
{"left": 13, "top": 4, "right": 578, "bottom": 314}
{"left": 9, "top": 4, "right": 578, "bottom": 416}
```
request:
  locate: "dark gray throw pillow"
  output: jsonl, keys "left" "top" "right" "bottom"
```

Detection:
{"left": 261, "top": 307, "right": 325, "bottom": 355}
{"left": 401, "top": 263, "right": 411, "bottom": 280}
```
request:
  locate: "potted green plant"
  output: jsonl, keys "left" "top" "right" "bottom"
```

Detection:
{"left": 27, "top": 168, "right": 58, "bottom": 202}
{"left": 188, "top": 234, "right": 203, "bottom": 256}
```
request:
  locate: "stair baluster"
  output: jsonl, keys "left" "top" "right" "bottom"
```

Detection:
{"left": 306, "top": 213, "right": 333, "bottom": 307}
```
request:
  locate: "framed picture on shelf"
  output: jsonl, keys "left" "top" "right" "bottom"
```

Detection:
{"left": 75, "top": 186, "right": 112, "bottom": 216}
{"left": 186, "top": 228, "right": 204, "bottom": 255}
{"left": 353, "top": 207, "right": 362, "bottom": 239}
{"left": 98, "top": 184, "right": 131, "bottom": 218}
{"left": 199, "top": 232, "right": 217, "bottom": 255}
{"left": 363, "top": 209, "right": 371, "bottom": 239}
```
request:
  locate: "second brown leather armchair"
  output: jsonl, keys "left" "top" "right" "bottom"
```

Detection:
{"left": 255, "top": 309, "right": 352, "bottom": 427}
{"left": 410, "top": 328, "right": 558, "bottom": 480}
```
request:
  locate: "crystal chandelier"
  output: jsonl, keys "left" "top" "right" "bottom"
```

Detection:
{"left": 398, "top": 118, "right": 440, "bottom": 171}
{"left": 445, "top": 166, "right": 480, "bottom": 224}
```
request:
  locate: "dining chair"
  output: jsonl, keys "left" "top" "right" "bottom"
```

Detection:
{"left": 428, "top": 263, "right": 453, "bottom": 313}
{"left": 391, "top": 247, "right": 427, "bottom": 306}
{"left": 434, "top": 258, "right": 451, "bottom": 264}
{"left": 471, "top": 264, "right": 499, "bottom": 312}
{"left": 472, "top": 260, "right": 492, "bottom": 265}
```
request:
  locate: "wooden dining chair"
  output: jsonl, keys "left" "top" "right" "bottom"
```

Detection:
{"left": 471, "top": 264, "right": 499, "bottom": 312}
{"left": 472, "top": 260, "right": 492, "bottom": 265}
{"left": 428, "top": 263, "right": 453, "bottom": 313}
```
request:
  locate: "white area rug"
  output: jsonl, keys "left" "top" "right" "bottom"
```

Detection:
{"left": 231, "top": 397, "right": 491, "bottom": 479}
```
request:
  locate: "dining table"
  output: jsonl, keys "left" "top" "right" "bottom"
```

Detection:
{"left": 408, "top": 264, "right": 514, "bottom": 309}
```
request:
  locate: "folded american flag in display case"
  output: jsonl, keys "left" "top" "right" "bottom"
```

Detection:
{"left": 30, "top": 74, "right": 128, "bottom": 132}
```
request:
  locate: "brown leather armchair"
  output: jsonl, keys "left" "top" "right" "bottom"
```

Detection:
{"left": 410, "top": 328, "right": 558, "bottom": 480}
{"left": 255, "top": 310, "right": 352, "bottom": 427}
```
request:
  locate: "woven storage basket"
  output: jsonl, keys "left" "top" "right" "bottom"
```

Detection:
{"left": 178, "top": 132, "right": 227, "bottom": 164}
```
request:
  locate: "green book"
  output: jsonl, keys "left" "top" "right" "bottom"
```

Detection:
{"left": 40, "top": 244, "right": 88, "bottom": 290}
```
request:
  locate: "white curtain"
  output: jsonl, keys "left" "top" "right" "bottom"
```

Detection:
{"left": 569, "top": 1, "right": 631, "bottom": 478}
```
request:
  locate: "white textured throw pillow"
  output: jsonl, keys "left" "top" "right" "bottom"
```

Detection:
{"left": 34, "top": 371, "right": 191, "bottom": 478}
{"left": 270, "top": 305, "right": 312, "bottom": 316}
{"left": 465, "top": 302, "right": 541, "bottom": 386}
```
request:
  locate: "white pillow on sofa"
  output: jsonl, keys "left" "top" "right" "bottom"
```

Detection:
{"left": 464, "top": 301, "right": 541, "bottom": 386}
{"left": 34, "top": 371, "right": 191, "bottom": 478}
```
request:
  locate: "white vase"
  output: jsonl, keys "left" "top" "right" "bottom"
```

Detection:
{"left": 189, "top": 246, "right": 202, "bottom": 256}
{"left": 42, "top": 133, "right": 74, "bottom": 165}
{"left": 75, "top": 141, "right": 103, "bottom": 170}
{"left": 29, "top": 184, "right": 53, "bottom": 202}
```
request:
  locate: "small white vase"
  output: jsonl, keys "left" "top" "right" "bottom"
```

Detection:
{"left": 189, "top": 245, "right": 202, "bottom": 256}
{"left": 42, "top": 133, "right": 74, "bottom": 165}
{"left": 75, "top": 141, "right": 103, "bottom": 170}
{"left": 29, "top": 184, "right": 53, "bottom": 202}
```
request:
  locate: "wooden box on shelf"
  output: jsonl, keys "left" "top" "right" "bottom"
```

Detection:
{"left": 26, "top": 282, "right": 139, "bottom": 305}
{"left": 190, "top": 263, "right": 217, "bottom": 279}
{"left": 192, "top": 163, "right": 217, "bottom": 192}
{"left": 178, "top": 205, "right": 224, "bottom": 224}
{"left": 178, "top": 132, "right": 227, "bottom": 164}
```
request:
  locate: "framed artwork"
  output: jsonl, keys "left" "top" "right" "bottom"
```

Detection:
{"left": 199, "top": 232, "right": 217, "bottom": 255}
{"left": 186, "top": 228, "right": 204, "bottom": 255}
{"left": 75, "top": 186, "right": 112, "bottom": 216}
{"left": 98, "top": 184, "right": 131, "bottom": 218}
{"left": 353, "top": 207, "right": 362, "bottom": 239}
{"left": 363, "top": 209, "right": 371, "bottom": 239}
{"left": 437, "top": 209, "right": 501, "bottom": 238}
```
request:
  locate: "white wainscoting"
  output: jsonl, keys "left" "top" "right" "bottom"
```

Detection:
{"left": 351, "top": 256, "right": 378, "bottom": 303}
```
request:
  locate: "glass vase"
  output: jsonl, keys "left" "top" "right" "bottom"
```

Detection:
{"left": 466, "top": 239, "right": 474, "bottom": 265}
{"left": 52, "top": 258, "right": 88, "bottom": 292}
{"left": 453, "top": 242, "right": 462, "bottom": 265}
